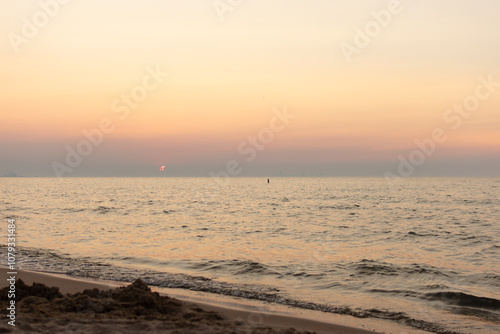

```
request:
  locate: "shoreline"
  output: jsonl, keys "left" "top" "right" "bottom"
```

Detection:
{"left": 0, "top": 267, "right": 426, "bottom": 333}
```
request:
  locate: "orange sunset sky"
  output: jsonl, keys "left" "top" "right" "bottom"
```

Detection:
{"left": 1, "top": 0, "right": 499, "bottom": 177}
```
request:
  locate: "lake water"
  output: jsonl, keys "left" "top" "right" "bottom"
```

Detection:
{"left": 1, "top": 177, "right": 499, "bottom": 333}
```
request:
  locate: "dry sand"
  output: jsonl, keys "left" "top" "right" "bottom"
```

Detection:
{"left": 1, "top": 268, "right": 380, "bottom": 334}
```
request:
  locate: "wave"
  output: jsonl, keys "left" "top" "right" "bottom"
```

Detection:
{"left": 369, "top": 288, "right": 419, "bottom": 297}
{"left": 94, "top": 206, "right": 115, "bottom": 214}
{"left": 318, "top": 203, "right": 360, "bottom": 210}
{"left": 424, "top": 291, "right": 500, "bottom": 310}
{"left": 353, "top": 259, "right": 398, "bottom": 276}
{"left": 349, "top": 259, "right": 449, "bottom": 277}
{"left": 472, "top": 273, "right": 500, "bottom": 287}
{"left": 406, "top": 231, "right": 439, "bottom": 237}
{"left": 187, "top": 259, "right": 282, "bottom": 277}
{"left": 370, "top": 288, "right": 500, "bottom": 311}
{"left": 92, "top": 205, "right": 131, "bottom": 215}
{"left": 63, "top": 208, "right": 86, "bottom": 213}
{"left": 111, "top": 256, "right": 171, "bottom": 268}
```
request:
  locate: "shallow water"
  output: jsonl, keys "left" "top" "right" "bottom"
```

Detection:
{"left": 1, "top": 177, "right": 499, "bottom": 333}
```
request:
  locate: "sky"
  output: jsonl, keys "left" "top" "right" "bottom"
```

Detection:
{"left": 1, "top": 0, "right": 499, "bottom": 177}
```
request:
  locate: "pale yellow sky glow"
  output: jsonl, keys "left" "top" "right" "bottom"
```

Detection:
{"left": 1, "top": 0, "right": 499, "bottom": 177}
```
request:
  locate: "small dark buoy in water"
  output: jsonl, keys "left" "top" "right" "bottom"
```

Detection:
{"left": 267, "top": 178, "right": 270, "bottom": 183}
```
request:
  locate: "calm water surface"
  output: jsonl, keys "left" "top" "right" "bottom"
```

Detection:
{"left": 1, "top": 177, "right": 499, "bottom": 333}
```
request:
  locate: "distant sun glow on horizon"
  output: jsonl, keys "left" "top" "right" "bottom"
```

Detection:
{"left": 1, "top": 0, "right": 499, "bottom": 177}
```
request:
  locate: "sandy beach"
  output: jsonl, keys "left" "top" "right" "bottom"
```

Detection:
{"left": 1, "top": 268, "right": 381, "bottom": 334}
